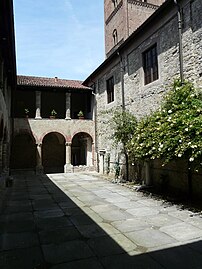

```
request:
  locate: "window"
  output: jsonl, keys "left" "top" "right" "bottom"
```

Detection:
{"left": 143, "top": 44, "right": 158, "bottom": 85}
{"left": 113, "top": 29, "right": 118, "bottom": 45}
{"left": 107, "top": 77, "right": 114, "bottom": 103}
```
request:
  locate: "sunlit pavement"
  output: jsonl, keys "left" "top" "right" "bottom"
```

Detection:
{"left": 1, "top": 172, "right": 202, "bottom": 268}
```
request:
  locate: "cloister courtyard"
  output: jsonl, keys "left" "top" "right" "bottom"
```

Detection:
{"left": 0, "top": 172, "right": 202, "bottom": 268}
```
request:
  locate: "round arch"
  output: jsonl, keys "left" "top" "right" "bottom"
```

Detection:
{"left": 11, "top": 133, "right": 36, "bottom": 170}
{"left": 71, "top": 132, "right": 93, "bottom": 166}
{"left": 42, "top": 132, "right": 65, "bottom": 174}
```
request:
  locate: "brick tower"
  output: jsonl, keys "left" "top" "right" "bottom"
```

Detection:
{"left": 104, "top": 0, "right": 164, "bottom": 57}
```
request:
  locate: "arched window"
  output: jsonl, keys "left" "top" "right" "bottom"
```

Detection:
{"left": 113, "top": 29, "right": 118, "bottom": 45}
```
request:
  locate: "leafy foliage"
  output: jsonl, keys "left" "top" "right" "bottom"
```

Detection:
{"left": 129, "top": 80, "right": 202, "bottom": 170}
{"left": 112, "top": 110, "right": 137, "bottom": 148}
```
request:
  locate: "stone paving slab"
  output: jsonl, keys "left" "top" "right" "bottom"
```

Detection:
{"left": 0, "top": 232, "right": 39, "bottom": 251}
{"left": 51, "top": 258, "right": 104, "bottom": 269}
{"left": 36, "top": 216, "right": 73, "bottom": 231}
{"left": 126, "top": 206, "right": 160, "bottom": 217}
{"left": 39, "top": 226, "right": 82, "bottom": 245}
{"left": 160, "top": 222, "right": 202, "bottom": 242}
{"left": 126, "top": 228, "right": 177, "bottom": 249}
{"left": 42, "top": 240, "right": 95, "bottom": 264}
{"left": 112, "top": 218, "right": 150, "bottom": 233}
{"left": 148, "top": 243, "right": 202, "bottom": 269}
{"left": 0, "top": 247, "right": 44, "bottom": 269}
{"left": 1, "top": 172, "right": 202, "bottom": 268}
{"left": 87, "top": 234, "right": 136, "bottom": 257}
{"left": 101, "top": 252, "right": 165, "bottom": 269}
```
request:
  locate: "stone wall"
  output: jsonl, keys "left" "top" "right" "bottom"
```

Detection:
{"left": 14, "top": 118, "right": 95, "bottom": 144}
{"left": 90, "top": 0, "right": 202, "bottom": 192}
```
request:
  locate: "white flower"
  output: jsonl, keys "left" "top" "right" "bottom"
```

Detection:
{"left": 168, "top": 110, "right": 172, "bottom": 114}
{"left": 179, "top": 139, "right": 182, "bottom": 143}
{"left": 178, "top": 153, "right": 182, "bottom": 157}
{"left": 167, "top": 117, "right": 172, "bottom": 122}
{"left": 185, "top": 128, "right": 189, "bottom": 131}
{"left": 191, "top": 145, "right": 197, "bottom": 149}
{"left": 189, "top": 157, "right": 194, "bottom": 162}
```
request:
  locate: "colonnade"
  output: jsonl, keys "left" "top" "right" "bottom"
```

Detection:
{"left": 35, "top": 91, "right": 71, "bottom": 119}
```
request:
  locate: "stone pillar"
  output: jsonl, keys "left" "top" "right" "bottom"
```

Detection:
{"left": 92, "top": 142, "right": 95, "bottom": 167}
{"left": 99, "top": 150, "right": 106, "bottom": 174}
{"left": 64, "top": 142, "right": 72, "bottom": 172}
{"left": 2, "top": 142, "right": 9, "bottom": 174}
{"left": 36, "top": 143, "right": 43, "bottom": 174}
{"left": 86, "top": 138, "right": 92, "bottom": 166}
{"left": 35, "top": 91, "right": 42, "bottom": 119}
{"left": 65, "top": 93, "right": 71, "bottom": 120}
{"left": 0, "top": 140, "right": 3, "bottom": 173}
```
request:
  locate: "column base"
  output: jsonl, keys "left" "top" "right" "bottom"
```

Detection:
{"left": 64, "top": 164, "right": 73, "bottom": 173}
{"left": 65, "top": 117, "right": 71, "bottom": 120}
{"left": 35, "top": 116, "right": 42, "bottom": 120}
{"left": 36, "top": 165, "right": 44, "bottom": 175}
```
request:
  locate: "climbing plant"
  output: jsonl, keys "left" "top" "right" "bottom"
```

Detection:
{"left": 128, "top": 80, "right": 202, "bottom": 196}
{"left": 112, "top": 109, "right": 137, "bottom": 181}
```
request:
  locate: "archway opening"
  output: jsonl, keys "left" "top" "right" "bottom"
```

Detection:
{"left": 71, "top": 132, "right": 93, "bottom": 166}
{"left": 42, "top": 132, "right": 65, "bottom": 174}
{"left": 11, "top": 133, "right": 36, "bottom": 170}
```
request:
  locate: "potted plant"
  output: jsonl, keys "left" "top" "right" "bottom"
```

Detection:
{"left": 77, "top": 110, "right": 84, "bottom": 119}
{"left": 24, "top": 108, "right": 29, "bottom": 118}
{"left": 50, "top": 109, "right": 57, "bottom": 119}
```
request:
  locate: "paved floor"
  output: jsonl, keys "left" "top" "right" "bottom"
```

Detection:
{"left": 0, "top": 172, "right": 202, "bottom": 268}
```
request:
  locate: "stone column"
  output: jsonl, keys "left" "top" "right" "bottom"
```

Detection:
{"left": 65, "top": 93, "right": 71, "bottom": 120}
{"left": 64, "top": 142, "right": 72, "bottom": 172}
{"left": 0, "top": 140, "right": 3, "bottom": 173}
{"left": 86, "top": 138, "right": 92, "bottom": 166}
{"left": 35, "top": 91, "right": 42, "bottom": 119}
{"left": 2, "top": 142, "right": 9, "bottom": 174}
{"left": 36, "top": 143, "right": 43, "bottom": 174}
{"left": 92, "top": 142, "right": 95, "bottom": 167}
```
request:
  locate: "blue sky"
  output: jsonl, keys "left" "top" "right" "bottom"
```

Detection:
{"left": 13, "top": 0, "right": 105, "bottom": 80}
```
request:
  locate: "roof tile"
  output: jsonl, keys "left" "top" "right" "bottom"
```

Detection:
{"left": 17, "top": 75, "right": 91, "bottom": 90}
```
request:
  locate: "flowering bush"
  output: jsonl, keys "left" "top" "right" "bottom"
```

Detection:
{"left": 128, "top": 80, "right": 202, "bottom": 170}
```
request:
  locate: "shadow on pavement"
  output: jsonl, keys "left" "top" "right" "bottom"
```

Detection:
{"left": 0, "top": 173, "right": 202, "bottom": 268}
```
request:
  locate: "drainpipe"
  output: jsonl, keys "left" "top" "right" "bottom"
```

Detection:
{"left": 117, "top": 51, "right": 129, "bottom": 181}
{"left": 117, "top": 51, "right": 125, "bottom": 111}
{"left": 174, "top": 0, "right": 184, "bottom": 83}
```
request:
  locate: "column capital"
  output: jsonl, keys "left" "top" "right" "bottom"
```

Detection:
{"left": 37, "top": 143, "right": 42, "bottom": 147}
{"left": 65, "top": 142, "right": 72, "bottom": 147}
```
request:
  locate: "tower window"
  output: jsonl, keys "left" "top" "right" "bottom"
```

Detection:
{"left": 113, "top": 29, "right": 118, "bottom": 45}
{"left": 143, "top": 44, "right": 158, "bottom": 85}
{"left": 107, "top": 77, "right": 114, "bottom": 103}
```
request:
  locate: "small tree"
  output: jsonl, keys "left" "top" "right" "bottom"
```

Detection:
{"left": 129, "top": 80, "right": 202, "bottom": 197}
{"left": 112, "top": 109, "right": 137, "bottom": 181}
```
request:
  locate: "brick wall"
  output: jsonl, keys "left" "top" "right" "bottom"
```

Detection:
{"left": 104, "top": 0, "right": 164, "bottom": 55}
